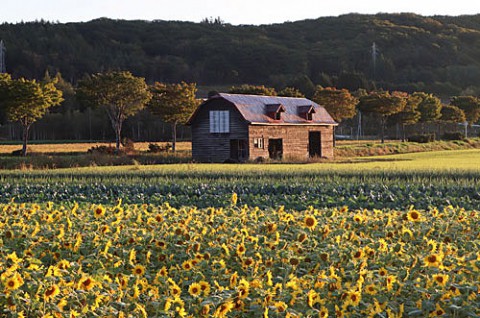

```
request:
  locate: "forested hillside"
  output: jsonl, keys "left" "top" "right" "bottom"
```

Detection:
{"left": 2, "top": 13, "right": 480, "bottom": 97}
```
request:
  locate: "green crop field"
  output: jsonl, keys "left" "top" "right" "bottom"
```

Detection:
{"left": 0, "top": 149, "right": 478, "bottom": 317}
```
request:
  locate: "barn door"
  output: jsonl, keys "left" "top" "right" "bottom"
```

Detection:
{"left": 230, "top": 139, "right": 248, "bottom": 161}
{"left": 268, "top": 139, "right": 283, "bottom": 159}
{"left": 309, "top": 131, "right": 322, "bottom": 157}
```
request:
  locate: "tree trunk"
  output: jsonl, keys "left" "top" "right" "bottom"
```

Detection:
{"left": 402, "top": 124, "right": 406, "bottom": 142}
{"left": 381, "top": 116, "right": 386, "bottom": 144}
{"left": 172, "top": 121, "right": 178, "bottom": 152}
{"left": 22, "top": 124, "right": 30, "bottom": 157}
{"left": 115, "top": 124, "right": 121, "bottom": 153}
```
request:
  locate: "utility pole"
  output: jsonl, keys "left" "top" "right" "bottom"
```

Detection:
{"left": 371, "top": 42, "right": 379, "bottom": 82}
{"left": 0, "top": 40, "right": 6, "bottom": 73}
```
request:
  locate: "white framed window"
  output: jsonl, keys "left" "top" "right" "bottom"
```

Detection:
{"left": 253, "top": 138, "right": 264, "bottom": 149}
{"left": 209, "top": 110, "right": 230, "bottom": 133}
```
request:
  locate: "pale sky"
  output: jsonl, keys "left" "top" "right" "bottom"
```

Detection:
{"left": 1, "top": 0, "right": 480, "bottom": 25}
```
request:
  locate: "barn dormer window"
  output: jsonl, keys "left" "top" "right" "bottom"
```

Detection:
{"left": 266, "top": 104, "right": 286, "bottom": 120}
{"left": 209, "top": 110, "right": 229, "bottom": 133}
{"left": 298, "top": 105, "right": 316, "bottom": 121}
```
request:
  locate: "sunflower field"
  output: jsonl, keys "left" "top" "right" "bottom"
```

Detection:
{"left": 0, "top": 199, "right": 478, "bottom": 317}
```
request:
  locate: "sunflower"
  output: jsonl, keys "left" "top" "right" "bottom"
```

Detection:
{"left": 429, "top": 303, "right": 445, "bottom": 317}
{"left": 93, "top": 205, "right": 106, "bottom": 218}
{"left": 4, "top": 272, "right": 23, "bottom": 292}
{"left": 365, "top": 284, "right": 377, "bottom": 295}
{"left": 353, "top": 214, "right": 364, "bottom": 223}
{"left": 424, "top": 253, "right": 442, "bottom": 267}
{"left": 77, "top": 276, "right": 95, "bottom": 291}
{"left": 188, "top": 282, "right": 202, "bottom": 297}
{"left": 274, "top": 301, "right": 288, "bottom": 313}
{"left": 304, "top": 215, "right": 318, "bottom": 230}
{"left": 169, "top": 284, "right": 182, "bottom": 297}
{"left": 345, "top": 290, "right": 361, "bottom": 307}
{"left": 199, "top": 280, "right": 211, "bottom": 296}
{"left": 132, "top": 264, "right": 146, "bottom": 276}
{"left": 432, "top": 274, "right": 449, "bottom": 287}
{"left": 237, "top": 279, "right": 250, "bottom": 299}
{"left": 44, "top": 285, "right": 60, "bottom": 301}
{"left": 378, "top": 267, "right": 388, "bottom": 277}
{"left": 200, "top": 304, "right": 211, "bottom": 316}
{"left": 213, "top": 300, "right": 234, "bottom": 318}
{"left": 386, "top": 275, "right": 397, "bottom": 292}
{"left": 407, "top": 210, "right": 422, "bottom": 222}
{"left": 231, "top": 192, "right": 238, "bottom": 206}
{"left": 319, "top": 306, "right": 329, "bottom": 318}
{"left": 182, "top": 260, "right": 193, "bottom": 271}
{"left": 236, "top": 243, "right": 246, "bottom": 256}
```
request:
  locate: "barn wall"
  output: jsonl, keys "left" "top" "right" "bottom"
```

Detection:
{"left": 248, "top": 125, "right": 334, "bottom": 160}
{"left": 191, "top": 99, "right": 248, "bottom": 162}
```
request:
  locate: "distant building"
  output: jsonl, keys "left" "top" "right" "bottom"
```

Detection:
{"left": 187, "top": 93, "right": 337, "bottom": 162}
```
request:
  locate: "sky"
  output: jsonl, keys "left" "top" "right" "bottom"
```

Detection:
{"left": 1, "top": 0, "right": 480, "bottom": 25}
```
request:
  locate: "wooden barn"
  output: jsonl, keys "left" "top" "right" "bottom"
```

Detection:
{"left": 187, "top": 93, "right": 337, "bottom": 162}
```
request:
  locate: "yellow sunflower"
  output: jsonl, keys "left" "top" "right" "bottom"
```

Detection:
{"left": 4, "top": 272, "right": 23, "bottom": 292}
{"left": 304, "top": 215, "right": 318, "bottom": 230}
{"left": 132, "top": 264, "right": 146, "bottom": 276}
{"left": 407, "top": 209, "right": 422, "bottom": 222}
{"left": 197, "top": 280, "right": 211, "bottom": 296}
{"left": 213, "top": 300, "right": 234, "bottom": 318}
{"left": 424, "top": 253, "right": 442, "bottom": 267}
{"left": 93, "top": 205, "right": 106, "bottom": 218}
{"left": 188, "top": 282, "right": 202, "bottom": 297}
{"left": 432, "top": 274, "right": 449, "bottom": 287}
{"left": 77, "top": 276, "right": 95, "bottom": 291}
{"left": 44, "top": 285, "right": 60, "bottom": 301}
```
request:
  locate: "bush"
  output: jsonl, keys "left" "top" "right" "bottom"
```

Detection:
{"left": 121, "top": 138, "right": 136, "bottom": 153}
{"left": 441, "top": 132, "right": 466, "bottom": 141}
{"left": 407, "top": 134, "right": 435, "bottom": 143}
{"left": 87, "top": 145, "right": 126, "bottom": 155}
{"left": 147, "top": 143, "right": 171, "bottom": 153}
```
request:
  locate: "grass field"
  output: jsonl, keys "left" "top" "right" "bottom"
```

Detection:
{"left": 0, "top": 141, "right": 192, "bottom": 154}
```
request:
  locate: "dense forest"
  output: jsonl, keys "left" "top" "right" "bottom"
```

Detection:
{"left": 2, "top": 13, "right": 480, "bottom": 96}
{"left": 2, "top": 13, "right": 480, "bottom": 142}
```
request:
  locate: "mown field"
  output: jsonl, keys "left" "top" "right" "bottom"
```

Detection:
{"left": 0, "top": 149, "right": 478, "bottom": 317}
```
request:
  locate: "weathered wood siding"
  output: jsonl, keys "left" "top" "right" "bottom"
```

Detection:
{"left": 191, "top": 99, "right": 248, "bottom": 162}
{"left": 248, "top": 125, "right": 334, "bottom": 160}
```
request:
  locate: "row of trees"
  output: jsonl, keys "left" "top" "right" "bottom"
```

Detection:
{"left": 227, "top": 84, "right": 480, "bottom": 143}
{"left": 0, "top": 71, "right": 199, "bottom": 156}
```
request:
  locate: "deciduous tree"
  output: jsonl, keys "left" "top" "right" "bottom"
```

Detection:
{"left": 312, "top": 87, "right": 358, "bottom": 122}
{"left": 77, "top": 71, "right": 151, "bottom": 152}
{"left": 412, "top": 92, "right": 442, "bottom": 131}
{"left": 148, "top": 82, "right": 199, "bottom": 152}
{"left": 450, "top": 96, "right": 480, "bottom": 125}
{"left": 0, "top": 75, "right": 63, "bottom": 156}
{"left": 388, "top": 94, "right": 421, "bottom": 141}
{"left": 277, "top": 87, "right": 305, "bottom": 98}
{"left": 228, "top": 84, "right": 276, "bottom": 96}
{"left": 357, "top": 90, "right": 407, "bottom": 143}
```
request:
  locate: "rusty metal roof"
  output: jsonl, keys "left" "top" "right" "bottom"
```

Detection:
{"left": 217, "top": 93, "right": 337, "bottom": 125}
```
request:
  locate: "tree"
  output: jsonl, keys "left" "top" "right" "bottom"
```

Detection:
{"left": 228, "top": 84, "right": 276, "bottom": 96}
{"left": 357, "top": 91, "right": 407, "bottom": 143}
{"left": 450, "top": 96, "right": 480, "bottom": 125}
{"left": 77, "top": 71, "right": 151, "bottom": 152}
{"left": 277, "top": 87, "right": 305, "bottom": 98}
{"left": 440, "top": 105, "right": 466, "bottom": 123}
{"left": 412, "top": 92, "right": 442, "bottom": 131}
{"left": 148, "top": 82, "right": 199, "bottom": 152}
{"left": 0, "top": 76, "right": 63, "bottom": 156}
{"left": 312, "top": 87, "right": 358, "bottom": 122}
{"left": 387, "top": 94, "right": 421, "bottom": 141}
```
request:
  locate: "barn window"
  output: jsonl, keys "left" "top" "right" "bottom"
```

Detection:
{"left": 209, "top": 111, "right": 230, "bottom": 133}
{"left": 253, "top": 137, "right": 264, "bottom": 149}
